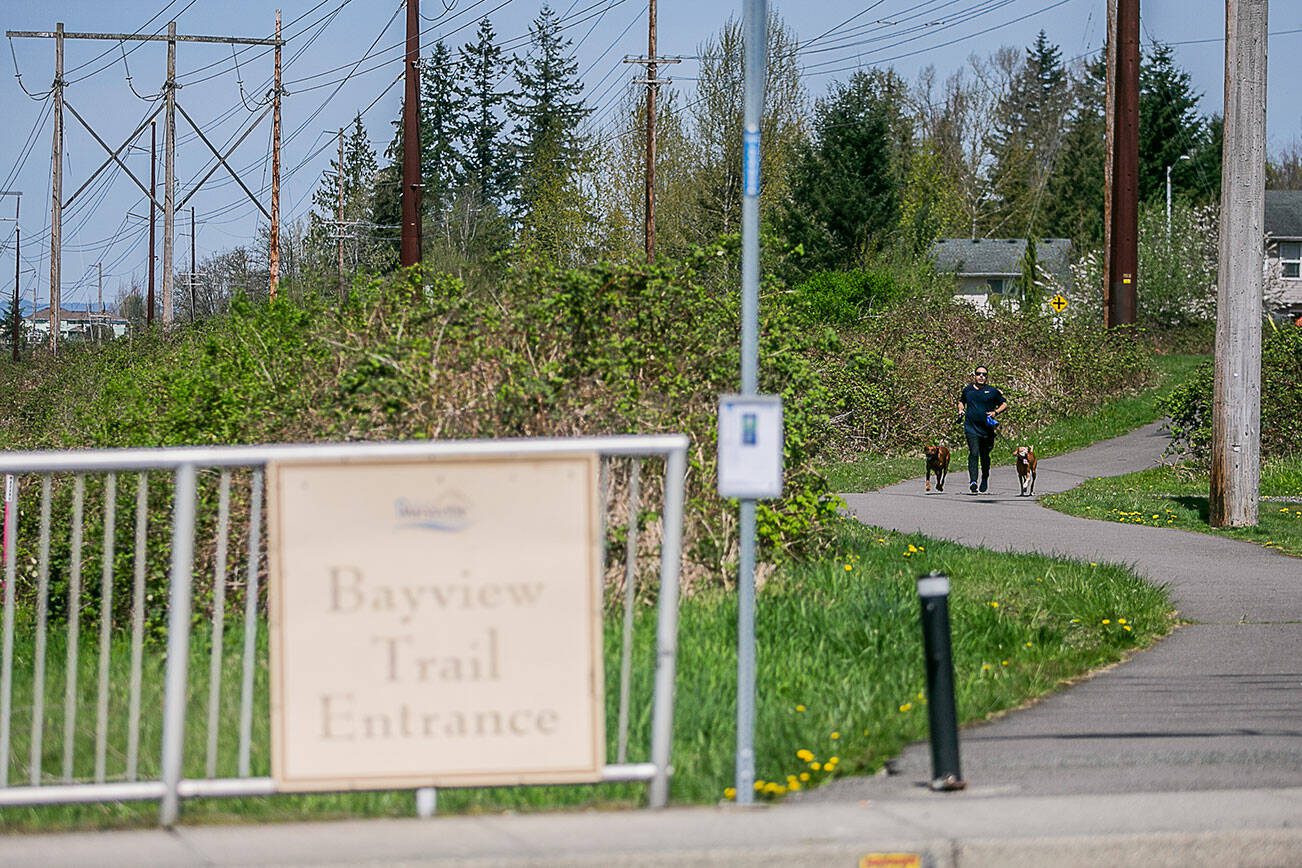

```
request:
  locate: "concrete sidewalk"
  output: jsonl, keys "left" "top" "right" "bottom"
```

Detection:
{"left": 3, "top": 423, "right": 1299, "bottom": 865}
{"left": 3, "top": 787, "right": 1300, "bottom": 866}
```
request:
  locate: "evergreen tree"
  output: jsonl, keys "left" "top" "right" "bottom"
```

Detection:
{"left": 1139, "top": 43, "right": 1208, "bottom": 204}
{"left": 1, "top": 294, "right": 22, "bottom": 353}
{"left": 987, "top": 31, "right": 1071, "bottom": 237}
{"left": 456, "top": 18, "right": 514, "bottom": 211}
{"left": 783, "top": 69, "right": 906, "bottom": 269}
{"left": 420, "top": 40, "right": 463, "bottom": 218}
{"left": 1044, "top": 54, "right": 1107, "bottom": 244}
{"left": 310, "top": 114, "right": 385, "bottom": 277}
{"left": 510, "top": 4, "right": 593, "bottom": 257}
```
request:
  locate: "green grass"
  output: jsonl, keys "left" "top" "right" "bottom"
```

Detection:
{"left": 822, "top": 353, "right": 1208, "bottom": 493}
{"left": 0, "top": 517, "right": 1173, "bottom": 830}
{"left": 1042, "top": 456, "right": 1302, "bottom": 558}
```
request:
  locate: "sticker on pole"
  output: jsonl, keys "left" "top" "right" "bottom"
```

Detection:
{"left": 742, "top": 130, "right": 761, "bottom": 197}
{"left": 267, "top": 453, "right": 605, "bottom": 791}
{"left": 718, "top": 394, "right": 783, "bottom": 499}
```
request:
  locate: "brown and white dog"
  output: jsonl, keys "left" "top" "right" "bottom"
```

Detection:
{"left": 1014, "top": 445, "right": 1037, "bottom": 496}
{"left": 924, "top": 444, "right": 950, "bottom": 492}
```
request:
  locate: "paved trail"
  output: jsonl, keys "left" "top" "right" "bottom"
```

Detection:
{"left": 806, "top": 421, "right": 1302, "bottom": 801}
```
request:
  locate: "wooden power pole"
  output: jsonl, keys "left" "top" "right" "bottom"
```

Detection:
{"left": 400, "top": 0, "right": 422, "bottom": 268}
{"left": 148, "top": 120, "right": 156, "bottom": 326}
{"left": 49, "top": 22, "right": 64, "bottom": 355}
{"left": 269, "top": 9, "right": 282, "bottom": 299}
{"left": 624, "top": 1, "right": 679, "bottom": 263}
{"left": 1210, "top": 0, "right": 1269, "bottom": 528}
{"left": 162, "top": 21, "right": 176, "bottom": 329}
{"left": 337, "top": 127, "right": 346, "bottom": 301}
{"left": 1105, "top": 0, "right": 1139, "bottom": 327}
{"left": 644, "top": 0, "right": 657, "bottom": 263}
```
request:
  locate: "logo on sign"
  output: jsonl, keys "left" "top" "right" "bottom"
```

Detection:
{"left": 394, "top": 492, "right": 472, "bottom": 532}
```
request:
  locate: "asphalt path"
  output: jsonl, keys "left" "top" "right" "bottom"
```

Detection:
{"left": 804, "top": 421, "right": 1302, "bottom": 801}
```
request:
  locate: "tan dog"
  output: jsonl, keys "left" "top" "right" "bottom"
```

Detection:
{"left": 925, "top": 444, "right": 950, "bottom": 492}
{"left": 1014, "top": 445, "right": 1037, "bottom": 496}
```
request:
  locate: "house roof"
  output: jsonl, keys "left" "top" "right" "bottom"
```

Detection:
{"left": 930, "top": 238, "right": 1073, "bottom": 278}
{"left": 1265, "top": 190, "right": 1302, "bottom": 240}
{"left": 32, "top": 307, "right": 126, "bottom": 322}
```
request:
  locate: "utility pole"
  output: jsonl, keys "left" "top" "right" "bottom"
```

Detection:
{"left": 623, "top": 3, "right": 680, "bottom": 263}
{"left": 1210, "top": 0, "right": 1268, "bottom": 528}
{"left": 49, "top": 22, "right": 64, "bottom": 355}
{"left": 400, "top": 0, "right": 422, "bottom": 268}
{"left": 148, "top": 120, "right": 156, "bottom": 327}
{"left": 644, "top": 0, "right": 657, "bottom": 263}
{"left": 1105, "top": 0, "right": 1139, "bottom": 327}
{"left": 337, "top": 127, "right": 346, "bottom": 301}
{"left": 0, "top": 192, "right": 19, "bottom": 360}
{"left": 97, "top": 261, "right": 103, "bottom": 313}
{"left": 190, "top": 207, "right": 197, "bottom": 322}
{"left": 1102, "top": 0, "right": 1116, "bottom": 320}
{"left": 163, "top": 21, "right": 176, "bottom": 329}
{"left": 269, "top": 9, "right": 282, "bottom": 299}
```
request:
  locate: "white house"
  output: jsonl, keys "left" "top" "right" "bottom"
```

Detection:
{"left": 930, "top": 237, "right": 1073, "bottom": 313}
{"left": 28, "top": 307, "right": 130, "bottom": 342}
{"left": 1265, "top": 190, "right": 1302, "bottom": 320}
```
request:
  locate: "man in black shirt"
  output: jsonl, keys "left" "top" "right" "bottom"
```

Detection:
{"left": 958, "top": 365, "right": 1008, "bottom": 494}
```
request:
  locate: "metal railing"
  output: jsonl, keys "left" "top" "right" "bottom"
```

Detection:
{"left": 0, "top": 435, "right": 688, "bottom": 825}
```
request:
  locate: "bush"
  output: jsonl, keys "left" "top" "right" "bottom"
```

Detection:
{"left": 1164, "top": 323, "right": 1302, "bottom": 460}
{"left": 785, "top": 267, "right": 901, "bottom": 325}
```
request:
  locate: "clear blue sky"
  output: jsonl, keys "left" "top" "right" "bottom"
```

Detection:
{"left": 1, "top": 0, "right": 1299, "bottom": 311}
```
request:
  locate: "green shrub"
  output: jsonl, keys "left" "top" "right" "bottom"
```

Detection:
{"left": 785, "top": 268, "right": 901, "bottom": 325}
{"left": 1164, "top": 324, "right": 1302, "bottom": 460}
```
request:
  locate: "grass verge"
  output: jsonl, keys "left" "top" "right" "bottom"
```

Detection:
{"left": 0, "top": 518, "right": 1173, "bottom": 831}
{"left": 823, "top": 353, "right": 1207, "bottom": 493}
{"left": 1042, "top": 456, "right": 1302, "bottom": 558}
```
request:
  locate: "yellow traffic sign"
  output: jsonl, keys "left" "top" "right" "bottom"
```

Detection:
{"left": 1050, "top": 294, "right": 1069, "bottom": 312}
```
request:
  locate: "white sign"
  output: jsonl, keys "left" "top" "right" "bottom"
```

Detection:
{"left": 717, "top": 394, "right": 784, "bottom": 499}
{"left": 267, "top": 454, "right": 604, "bottom": 791}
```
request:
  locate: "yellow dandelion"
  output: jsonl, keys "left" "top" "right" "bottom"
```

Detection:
{"left": 981, "top": 663, "right": 992, "bottom": 671}
{"left": 1024, "top": 641, "right": 1032, "bottom": 648}
{"left": 830, "top": 731, "right": 840, "bottom": 740}
{"left": 754, "top": 780, "right": 765, "bottom": 791}
{"left": 828, "top": 756, "right": 840, "bottom": 765}
{"left": 1070, "top": 618, "right": 1081, "bottom": 623}
{"left": 1123, "top": 625, "right": 1133, "bottom": 632}
{"left": 724, "top": 787, "right": 736, "bottom": 800}
{"left": 908, "top": 544, "right": 919, "bottom": 553}
{"left": 796, "top": 748, "right": 814, "bottom": 762}
{"left": 795, "top": 704, "right": 806, "bottom": 713}
{"left": 788, "top": 780, "right": 801, "bottom": 791}
{"left": 1090, "top": 562, "right": 1098, "bottom": 567}
{"left": 1117, "top": 618, "right": 1127, "bottom": 624}
{"left": 799, "top": 772, "right": 810, "bottom": 782}
{"left": 810, "top": 762, "right": 821, "bottom": 771}
{"left": 899, "top": 702, "right": 913, "bottom": 713}
{"left": 1001, "top": 660, "right": 1009, "bottom": 666}
{"left": 989, "top": 601, "right": 1000, "bottom": 608}
{"left": 844, "top": 564, "right": 853, "bottom": 571}
{"left": 918, "top": 546, "right": 925, "bottom": 551}
{"left": 1102, "top": 619, "right": 1111, "bottom": 625}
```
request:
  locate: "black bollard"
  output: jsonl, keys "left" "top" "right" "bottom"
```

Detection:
{"left": 917, "top": 572, "right": 966, "bottom": 791}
